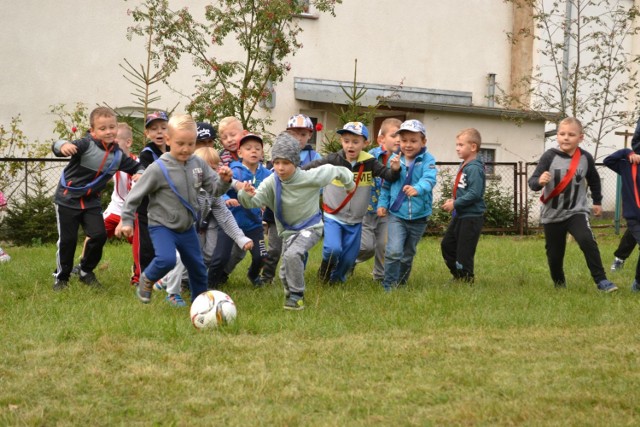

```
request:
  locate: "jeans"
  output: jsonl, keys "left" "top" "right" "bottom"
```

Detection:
{"left": 382, "top": 215, "right": 428, "bottom": 290}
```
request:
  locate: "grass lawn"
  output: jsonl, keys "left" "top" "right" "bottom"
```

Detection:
{"left": 1, "top": 231, "right": 640, "bottom": 426}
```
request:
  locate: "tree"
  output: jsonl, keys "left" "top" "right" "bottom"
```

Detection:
{"left": 498, "top": 0, "right": 640, "bottom": 158}
{"left": 127, "top": 0, "right": 341, "bottom": 135}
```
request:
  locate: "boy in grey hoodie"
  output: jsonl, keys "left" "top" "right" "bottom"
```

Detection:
{"left": 119, "top": 114, "right": 232, "bottom": 303}
{"left": 237, "top": 132, "right": 355, "bottom": 311}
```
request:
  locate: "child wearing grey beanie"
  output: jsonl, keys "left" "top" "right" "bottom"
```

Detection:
{"left": 238, "top": 132, "right": 355, "bottom": 311}
{"left": 271, "top": 132, "right": 301, "bottom": 166}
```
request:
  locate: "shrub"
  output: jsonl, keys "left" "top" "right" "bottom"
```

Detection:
{"left": 0, "top": 176, "right": 57, "bottom": 246}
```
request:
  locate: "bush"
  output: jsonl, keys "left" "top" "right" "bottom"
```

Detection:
{"left": 429, "top": 168, "right": 516, "bottom": 234}
{"left": 0, "top": 177, "right": 57, "bottom": 246}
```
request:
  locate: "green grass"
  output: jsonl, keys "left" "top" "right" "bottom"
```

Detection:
{"left": 1, "top": 232, "right": 640, "bottom": 426}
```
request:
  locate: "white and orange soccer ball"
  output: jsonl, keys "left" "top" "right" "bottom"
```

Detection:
{"left": 190, "top": 290, "right": 237, "bottom": 329}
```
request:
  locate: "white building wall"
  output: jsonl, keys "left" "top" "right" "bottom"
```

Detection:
{"left": 0, "top": 0, "right": 542, "bottom": 165}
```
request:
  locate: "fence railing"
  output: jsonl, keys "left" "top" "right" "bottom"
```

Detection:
{"left": 0, "top": 158, "right": 623, "bottom": 235}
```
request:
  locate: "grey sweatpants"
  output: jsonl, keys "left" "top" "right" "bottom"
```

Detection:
{"left": 356, "top": 213, "right": 388, "bottom": 281}
{"left": 280, "top": 227, "right": 323, "bottom": 296}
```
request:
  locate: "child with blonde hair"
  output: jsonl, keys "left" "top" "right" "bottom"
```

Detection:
{"left": 157, "top": 146, "right": 252, "bottom": 306}
{"left": 529, "top": 117, "right": 617, "bottom": 292}
{"left": 119, "top": 114, "right": 233, "bottom": 303}
{"left": 217, "top": 116, "right": 247, "bottom": 166}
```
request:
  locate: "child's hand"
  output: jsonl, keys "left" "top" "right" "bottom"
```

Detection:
{"left": 238, "top": 181, "right": 256, "bottom": 196}
{"left": 592, "top": 205, "right": 602, "bottom": 217}
{"left": 377, "top": 207, "right": 387, "bottom": 217}
{"left": 629, "top": 153, "right": 640, "bottom": 164}
{"left": 218, "top": 165, "right": 233, "bottom": 182}
{"left": 403, "top": 185, "right": 418, "bottom": 197}
{"left": 389, "top": 155, "right": 401, "bottom": 171}
{"left": 131, "top": 173, "right": 142, "bottom": 182}
{"left": 118, "top": 224, "right": 133, "bottom": 239}
{"left": 539, "top": 171, "right": 551, "bottom": 186}
{"left": 60, "top": 142, "right": 78, "bottom": 157}
{"left": 242, "top": 241, "right": 254, "bottom": 251}
{"left": 226, "top": 199, "right": 240, "bottom": 207}
{"left": 441, "top": 198, "right": 454, "bottom": 213}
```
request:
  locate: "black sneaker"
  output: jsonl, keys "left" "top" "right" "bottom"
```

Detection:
{"left": 79, "top": 271, "right": 103, "bottom": 288}
{"left": 53, "top": 279, "right": 69, "bottom": 291}
{"left": 250, "top": 275, "right": 265, "bottom": 288}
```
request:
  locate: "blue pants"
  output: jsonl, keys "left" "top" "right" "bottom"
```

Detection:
{"left": 322, "top": 217, "right": 362, "bottom": 283}
{"left": 382, "top": 215, "right": 428, "bottom": 290}
{"left": 145, "top": 225, "right": 207, "bottom": 302}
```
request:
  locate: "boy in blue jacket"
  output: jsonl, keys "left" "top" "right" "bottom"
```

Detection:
{"left": 378, "top": 120, "right": 437, "bottom": 291}
{"left": 208, "top": 134, "right": 272, "bottom": 289}
{"left": 604, "top": 117, "right": 640, "bottom": 291}
{"left": 440, "top": 128, "right": 486, "bottom": 283}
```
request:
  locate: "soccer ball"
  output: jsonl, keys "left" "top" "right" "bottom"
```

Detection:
{"left": 190, "top": 290, "right": 237, "bottom": 329}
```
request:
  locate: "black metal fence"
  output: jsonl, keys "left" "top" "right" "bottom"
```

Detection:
{"left": 0, "top": 158, "right": 622, "bottom": 235}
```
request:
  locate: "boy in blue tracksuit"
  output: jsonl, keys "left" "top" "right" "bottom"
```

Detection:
{"left": 52, "top": 106, "right": 144, "bottom": 291}
{"left": 440, "top": 128, "right": 486, "bottom": 283}
{"left": 378, "top": 120, "right": 437, "bottom": 291}
{"left": 303, "top": 121, "right": 401, "bottom": 283}
{"left": 208, "top": 134, "right": 272, "bottom": 289}
{"left": 604, "top": 117, "right": 640, "bottom": 291}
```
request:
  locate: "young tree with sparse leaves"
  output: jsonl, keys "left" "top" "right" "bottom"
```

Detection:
{"left": 127, "top": 0, "right": 341, "bottom": 135}
{"left": 498, "top": 0, "right": 640, "bottom": 159}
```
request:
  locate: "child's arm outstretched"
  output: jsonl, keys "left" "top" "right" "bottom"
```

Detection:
{"left": 210, "top": 197, "right": 253, "bottom": 251}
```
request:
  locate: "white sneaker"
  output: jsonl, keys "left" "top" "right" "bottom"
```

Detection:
{"left": 0, "top": 250, "right": 11, "bottom": 263}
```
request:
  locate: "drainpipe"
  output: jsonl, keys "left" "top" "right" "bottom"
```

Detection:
{"left": 487, "top": 73, "right": 496, "bottom": 107}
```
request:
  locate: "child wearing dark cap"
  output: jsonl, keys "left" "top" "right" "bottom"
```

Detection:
{"left": 196, "top": 122, "right": 217, "bottom": 149}
{"left": 237, "top": 132, "right": 355, "bottom": 310}
{"left": 208, "top": 133, "right": 272, "bottom": 289}
{"left": 130, "top": 111, "right": 169, "bottom": 286}
{"left": 604, "top": 116, "right": 640, "bottom": 292}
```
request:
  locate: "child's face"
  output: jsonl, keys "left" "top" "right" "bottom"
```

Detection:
{"left": 557, "top": 122, "right": 584, "bottom": 154}
{"left": 379, "top": 126, "right": 400, "bottom": 154}
{"left": 219, "top": 122, "right": 244, "bottom": 153}
{"left": 145, "top": 120, "right": 168, "bottom": 148}
{"left": 288, "top": 128, "right": 313, "bottom": 148}
{"left": 115, "top": 129, "right": 132, "bottom": 154}
{"left": 399, "top": 131, "right": 426, "bottom": 160}
{"left": 455, "top": 136, "right": 477, "bottom": 161}
{"left": 166, "top": 128, "right": 197, "bottom": 163}
{"left": 273, "top": 159, "right": 296, "bottom": 181}
{"left": 340, "top": 133, "right": 367, "bottom": 162}
{"left": 238, "top": 140, "right": 263, "bottom": 167}
{"left": 196, "top": 138, "right": 215, "bottom": 150}
{"left": 90, "top": 116, "right": 118, "bottom": 145}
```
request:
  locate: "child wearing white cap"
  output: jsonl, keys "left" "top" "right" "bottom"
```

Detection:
{"left": 377, "top": 119, "right": 437, "bottom": 291}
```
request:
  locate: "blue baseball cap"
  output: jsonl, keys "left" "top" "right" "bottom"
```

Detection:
{"left": 393, "top": 120, "right": 427, "bottom": 137}
{"left": 145, "top": 111, "right": 169, "bottom": 128}
{"left": 336, "top": 122, "right": 369, "bottom": 140}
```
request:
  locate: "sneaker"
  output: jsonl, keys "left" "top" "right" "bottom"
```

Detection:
{"left": 137, "top": 273, "right": 154, "bottom": 304}
{"left": 71, "top": 264, "right": 81, "bottom": 276}
{"left": 154, "top": 279, "right": 166, "bottom": 291}
{"left": 597, "top": 279, "right": 618, "bottom": 293}
{"left": 166, "top": 293, "right": 187, "bottom": 307}
{"left": 260, "top": 276, "right": 273, "bottom": 285}
{"left": 632, "top": 280, "right": 640, "bottom": 293}
{"left": 79, "top": 271, "right": 103, "bottom": 288}
{"left": 611, "top": 257, "right": 625, "bottom": 271}
{"left": 284, "top": 296, "right": 304, "bottom": 311}
{"left": 250, "top": 275, "right": 265, "bottom": 288}
{"left": 0, "top": 250, "right": 10, "bottom": 263}
{"left": 53, "top": 279, "right": 69, "bottom": 291}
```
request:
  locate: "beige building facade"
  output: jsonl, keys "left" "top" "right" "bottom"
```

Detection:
{"left": 0, "top": 0, "right": 559, "bottom": 166}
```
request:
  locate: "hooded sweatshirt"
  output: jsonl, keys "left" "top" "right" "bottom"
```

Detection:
{"left": 121, "top": 153, "right": 230, "bottom": 233}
